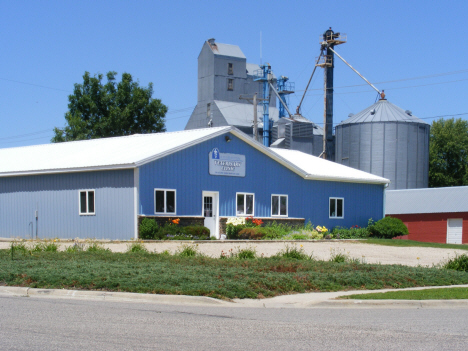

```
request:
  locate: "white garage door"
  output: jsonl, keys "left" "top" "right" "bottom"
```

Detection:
{"left": 447, "top": 219, "right": 463, "bottom": 244}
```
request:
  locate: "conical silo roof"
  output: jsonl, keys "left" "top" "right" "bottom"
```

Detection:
{"left": 338, "top": 99, "right": 429, "bottom": 125}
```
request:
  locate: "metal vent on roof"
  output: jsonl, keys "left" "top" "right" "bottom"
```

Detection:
{"left": 348, "top": 113, "right": 354, "bottom": 118}
{"left": 405, "top": 110, "right": 412, "bottom": 116}
{"left": 370, "top": 109, "right": 375, "bottom": 115}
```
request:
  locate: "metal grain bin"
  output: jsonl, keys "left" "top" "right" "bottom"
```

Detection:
{"left": 335, "top": 99, "right": 430, "bottom": 190}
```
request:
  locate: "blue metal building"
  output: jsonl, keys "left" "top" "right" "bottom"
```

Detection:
{"left": 0, "top": 127, "right": 388, "bottom": 240}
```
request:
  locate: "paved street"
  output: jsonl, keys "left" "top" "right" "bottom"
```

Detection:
{"left": 1, "top": 294, "right": 468, "bottom": 351}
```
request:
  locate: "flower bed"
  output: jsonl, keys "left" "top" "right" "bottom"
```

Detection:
{"left": 139, "top": 217, "right": 210, "bottom": 240}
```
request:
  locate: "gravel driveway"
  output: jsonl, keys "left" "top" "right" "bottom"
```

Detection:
{"left": 1, "top": 239, "right": 466, "bottom": 267}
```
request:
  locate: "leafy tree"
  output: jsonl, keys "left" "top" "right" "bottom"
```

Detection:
{"left": 52, "top": 71, "right": 167, "bottom": 142}
{"left": 429, "top": 118, "right": 468, "bottom": 187}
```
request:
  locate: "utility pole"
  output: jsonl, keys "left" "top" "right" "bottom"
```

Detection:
{"left": 322, "top": 69, "right": 327, "bottom": 159}
{"left": 253, "top": 93, "right": 258, "bottom": 141}
{"left": 240, "top": 93, "right": 266, "bottom": 142}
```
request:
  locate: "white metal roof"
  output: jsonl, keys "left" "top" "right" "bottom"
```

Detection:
{"left": 270, "top": 149, "right": 389, "bottom": 184}
{"left": 386, "top": 187, "right": 468, "bottom": 214}
{"left": 0, "top": 127, "right": 231, "bottom": 177}
{"left": 0, "top": 126, "right": 389, "bottom": 185}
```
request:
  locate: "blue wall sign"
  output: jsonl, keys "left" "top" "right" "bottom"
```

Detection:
{"left": 209, "top": 148, "right": 245, "bottom": 177}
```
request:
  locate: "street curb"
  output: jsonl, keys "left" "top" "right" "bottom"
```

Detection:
{"left": 310, "top": 299, "right": 468, "bottom": 308}
{"left": 2, "top": 285, "right": 468, "bottom": 308}
{"left": 0, "top": 286, "right": 230, "bottom": 306}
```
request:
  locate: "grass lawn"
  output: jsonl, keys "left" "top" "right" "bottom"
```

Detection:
{"left": 362, "top": 239, "right": 468, "bottom": 251}
{"left": 2, "top": 249, "right": 468, "bottom": 299}
{"left": 342, "top": 287, "right": 468, "bottom": 300}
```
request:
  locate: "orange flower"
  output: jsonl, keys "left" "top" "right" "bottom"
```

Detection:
{"left": 172, "top": 218, "right": 180, "bottom": 225}
{"left": 252, "top": 218, "right": 263, "bottom": 226}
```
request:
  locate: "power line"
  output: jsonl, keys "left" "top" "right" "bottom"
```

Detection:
{"left": 297, "top": 77, "right": 468, "bottom": 98}
{"left": 0, "top": 135, "right": 52, "bottom": 145}
{"left": 294, "top": 70, "right": 468, "bottom": 93}
{"left": 0, "top": 129, "right": 52, "bottom": 141}
{"left": 0, "top": 77, "right": 71, "bottom": 93}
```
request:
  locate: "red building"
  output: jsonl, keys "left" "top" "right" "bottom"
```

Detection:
{"left": 385, "top": 187, "right": 468, "bottom": 244}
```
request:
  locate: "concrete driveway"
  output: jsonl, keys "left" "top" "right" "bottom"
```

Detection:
{"left": 1, "top": 239, "right": 466, "bottom": 267}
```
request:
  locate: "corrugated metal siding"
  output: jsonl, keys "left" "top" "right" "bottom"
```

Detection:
{"left": 312, "top": 135, "right": 322, "bottom": 157}
{"left": 359, "top": 123, "right": 372, "bottom": 173}
{"left": 139, "top": 134, "right": 385, "bottom": 229}
{"left": 383, "top": 123, "right": 396, "bottom": 185}
{"left": 396, "top": 123, "right": 408, "bottom": 189}
{"left": 386, "top": 187, "right": 468, "bottom": 214}
{"left": 341, "top": 125, "right": 350, "bottom": 167}
{"left": 407, "top": 124, "right": 418, "bottom": 188}
{"left": 336, "top": 121, "right": 429, "bottom": 190}
{"left": 371, "top": 123, "right": 384, "bottom": 176}
{"left": 284, "top": 124, "right": 291, "bottom": 148}
{"left": 0, "top": 170, "right": 134, "bottom": 240}
{"left": 349, "top": 124, "right": 360, "bottom": 169}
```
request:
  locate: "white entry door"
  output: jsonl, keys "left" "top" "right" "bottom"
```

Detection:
{"left": 447, "top": 218, "right": 463, "bottom": 244}
{"left": 203, "top": 192, "right": 219, "bottom": 239}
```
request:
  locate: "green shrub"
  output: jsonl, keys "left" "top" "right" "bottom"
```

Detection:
{"left": 10, "top": 242, "right": 29, "bottom": 256}
{"left": 274, "top": 245, "right": 310, "bottom": 260}
{"left": 262, "top": 222, "right": 292, "bottom": 239}
{"left": 31, "top": 242, "right": 45, "bottom": 252}
{"left": 444, "top": 254, "right": 468, "bottom": 271}
{"left": 181, "top": 225, "right": 210, "bottom": 239}
{"left": 44, "top": 242, "right": 59, "bottom": 252}
{"left": 158, "top": 223, "right": 182, "bottom": 239}
{"left": 238, "top": 227, "right": 266, "bottom": 240}
{"left": 226, "top": 223, "right": 244, "bottom": 239}
{"left": 127, "top": 242, "right": 148, "bottom": 253}
{"left": 368, "top": 216, "right": 408, "bottom": 239}
{"left": 86, "top": 242, "right": 109, "bottom": 252}
{"left": 332, "top": 226, "right": 370, "bottom": 239}
{"left": 235, "top": 247, "right": 257, "bottom": 259}
{"left": 66, "top": 243, "right": 83, "bottom": 253}
{"left": 139, "top": 218, "right": 159, "bottom": 240}
{"left": 176, "top": 244, "right": 200, "bottom": 257}
{"left": 329, "top": 248, "right": 349, "bottom": 263}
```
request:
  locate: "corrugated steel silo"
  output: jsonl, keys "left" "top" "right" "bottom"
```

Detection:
{"left": 335, "top": 99, "right": 430, "bottom": 190}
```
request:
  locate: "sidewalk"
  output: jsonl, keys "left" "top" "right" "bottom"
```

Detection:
{"left": 1, "top": 285, "right": 468, "bottom": 309}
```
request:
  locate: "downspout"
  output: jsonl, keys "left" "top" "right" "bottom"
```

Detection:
{"left": 383, "top": 183, "right": 389, "bottom": 219}
{"left": 134, "top": 168, "right": 140, "bottom": 239}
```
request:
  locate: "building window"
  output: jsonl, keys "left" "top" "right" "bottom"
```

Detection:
{"left": 155, "top": 189, "right": 176, "bottom": 214}
{"left": 207, "top": 103, "right": 211, "bottom": 118}
{"left": 228, "top": 63, "right": 233, "bottom": 75}
{"left": 79, "top": 190, "right": 95, "bottom": 215}
{"left": 271, "top": 195, "right": 288, "bottom": 217}
{"left": 227, "top": 79, "right": 234, "bottom": 91}
{"left": 236, "top": 192, "right": 254, "bottom": 216}
{"left": 329, "top": 197, "right": 344, "bottom": 218}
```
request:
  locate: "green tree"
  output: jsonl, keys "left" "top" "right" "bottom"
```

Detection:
{"left": 52, "top": 71, "right": 167, "bottom": 142}
{"left": 429, "top": 118, "right": 468, "bottom": 187}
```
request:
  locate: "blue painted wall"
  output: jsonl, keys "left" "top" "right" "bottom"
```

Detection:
{"left": 0, "top": 169, "right": 135, "bottom": 240}
{"left": 139, "top": 133, "right": 384, "bottom": 229}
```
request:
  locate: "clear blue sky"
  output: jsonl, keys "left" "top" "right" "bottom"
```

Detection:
{"left": 1, "top": 0, "right": 467, "bottom": 149}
